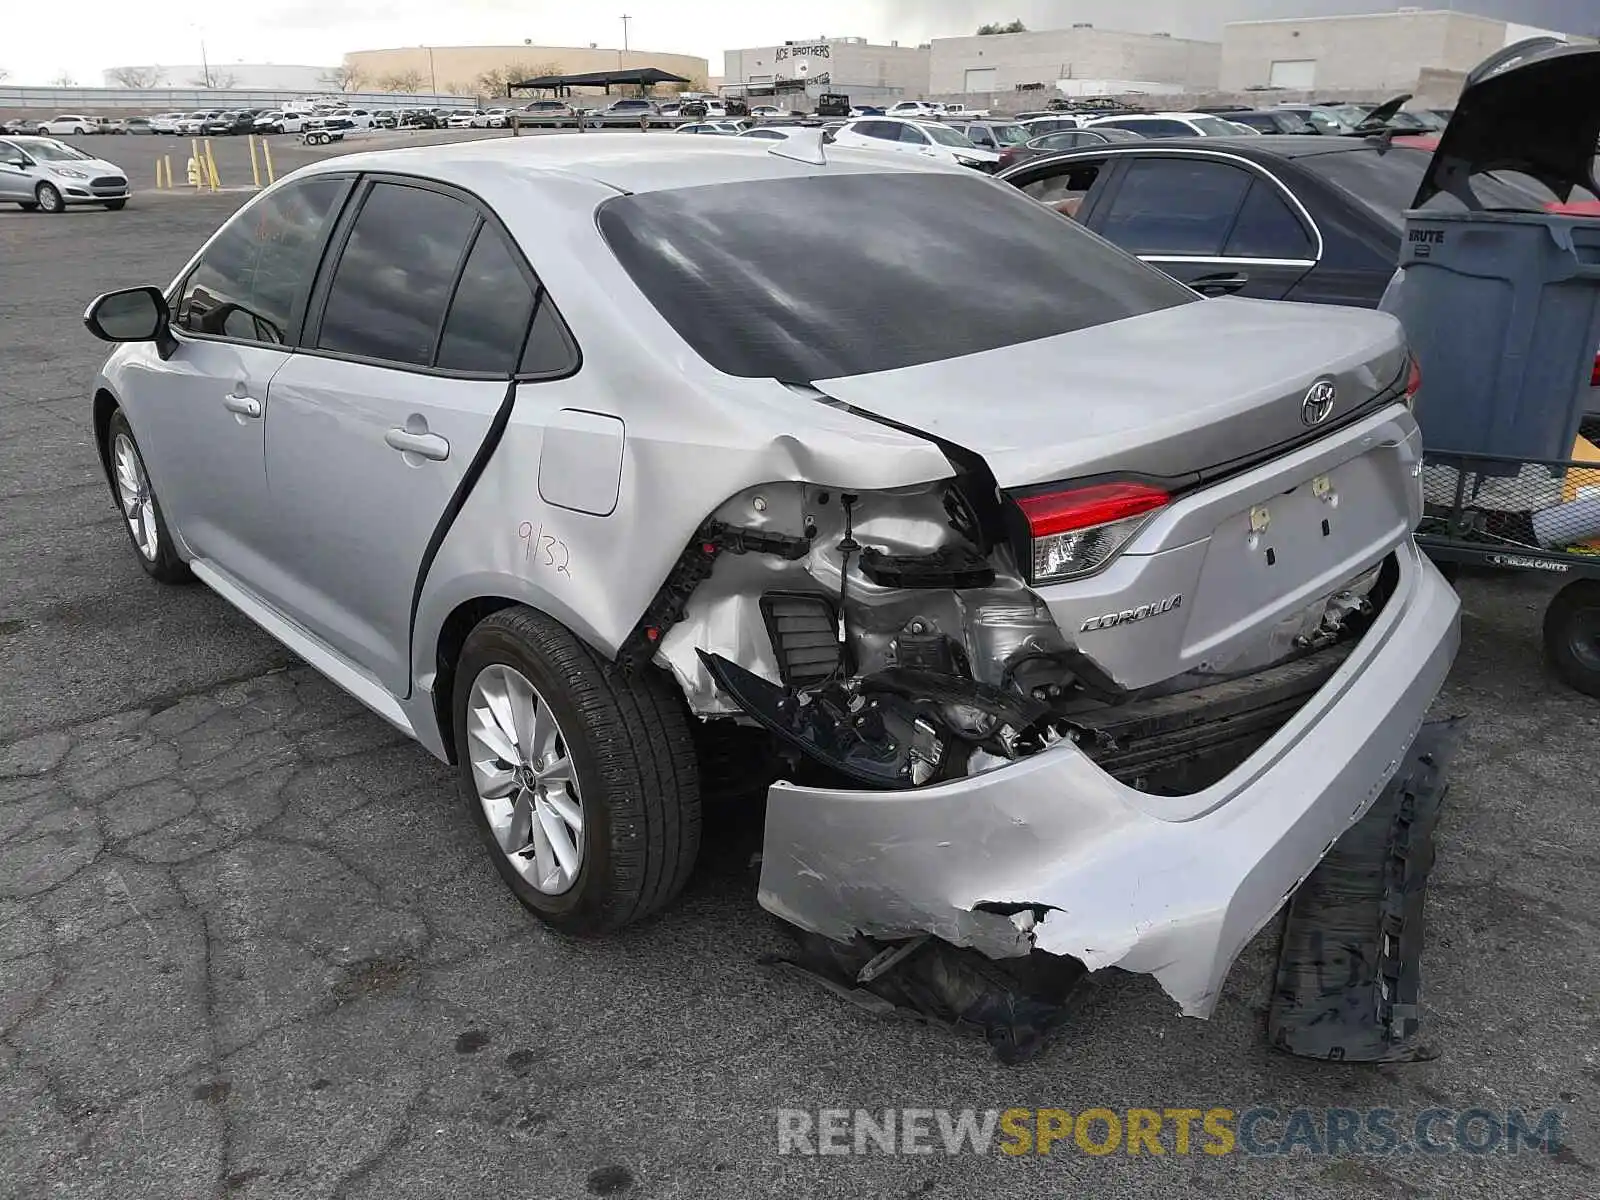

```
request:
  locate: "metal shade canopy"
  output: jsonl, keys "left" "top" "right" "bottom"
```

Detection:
{"left": 512, "top": 67, "right": 692, "bottom": 92}
{"left": 1414, "top": 37, "right": 1600, "bottom": 210}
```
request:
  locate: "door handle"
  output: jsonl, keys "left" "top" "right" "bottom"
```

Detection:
{"left": 223, "top": 393, "right": 262, "bottom": 418}
{"left": 385, "top": 427, "right": 450, "bottom": 461}
{"left": 1191, "top": 273, "right": 1250, "bottom": 297}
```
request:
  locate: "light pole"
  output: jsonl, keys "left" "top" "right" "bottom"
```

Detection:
{"left": 621, "top": 14, "right": 630, "bottom": 69}
{"left": 425, "top": 45, "right": 436, "bottom": 95}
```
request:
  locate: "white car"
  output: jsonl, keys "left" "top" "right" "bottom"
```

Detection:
{"left": 0, "top": 135, "right": 129, "bottom": 211}
{"left": 675, "top": 121, "right": 747, "bottom": 136}
{"left": 749, "top": 105, "right": 786, "bottom": 119}
{"left": 943, "top": 103, "right": 990, "bottom": 119}
{"left": 888, "top": 101, "right": 945, "bottom": 119}
{"left": 472, "top": 108, "right": 511, "bottom": 129}
{"left": 830, "top": 117, "right": 1000, "bottom": 169}
{"left": 36, "top": 115, "right": 97, "bottom": 136}
{"left": 175, "top": 112, "right": 218, "bottom": 135}
{"left": 447, "top": 111, "right": 478, "bottom": 129}
{"left": 255, "top": 110, "right": 309, "bottom": 135}
{"left": 1087, "top": 112, "right": 1250, "bottom": 139}
{"left": 149, "top": 113, "right": 185, "bottom": 135}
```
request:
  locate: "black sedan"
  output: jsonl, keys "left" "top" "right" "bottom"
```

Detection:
{"left": 199, "top": 111, "right": 256, "bottom": 136}
{"left": 996, "top": 135, "right": 1539, "bottom": 306}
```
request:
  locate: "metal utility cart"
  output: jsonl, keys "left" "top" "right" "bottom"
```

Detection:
{"left": 1381, "top": 37, "right": 1600, "bottom": 696}
{"left": 1416, "top": 424, "right": 1600, "bottom": 696}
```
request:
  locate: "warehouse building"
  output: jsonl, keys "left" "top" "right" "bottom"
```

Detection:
{"left": 928, "top": 26, "right": 1220, "bottom": 96}
{"left": 1220, "top": 9, "right": 1583, "bottom": 94}
{"left": 722, "top": 38, "right": 931, "bottom": 106}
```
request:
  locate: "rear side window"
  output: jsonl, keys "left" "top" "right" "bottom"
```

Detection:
{"left": 1225, "top": 177, "right": 1314, "bottom": 259}
{"left": 1099, "top": 158, "right": 1252, "bottom": 255}
{"left": 176, "top": 175, "right": 347, "bottom": 345}
{"left": 435, "top": 225, "right": 536, "bottom": 374}
{"left": 316, "top": 182, "right": 477, "bottom": 366}
{"left": 597, "top": 171, "right": 1194, "bottom": 381}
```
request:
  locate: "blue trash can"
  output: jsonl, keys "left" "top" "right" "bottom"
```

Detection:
{"left": 1386, "top": 210, "right": 1600, "bottom": 467}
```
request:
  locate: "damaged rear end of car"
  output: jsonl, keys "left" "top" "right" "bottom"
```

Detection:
{"left": 596, "top": 162, "right": 1460, "bottom": 1039}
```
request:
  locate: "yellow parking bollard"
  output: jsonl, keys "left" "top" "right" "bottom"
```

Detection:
{"left": 204, "top": 139, "right": 220, "bottom": 190}
{"left": 249, "top": 136, "right": 261, "bottom": 189}
{"left": 189, "top": 139, "right": 202, "bottom": 189}
{"left": 261, "top": 137, "right": 276, "bottom": 184}
{"left": 165, "top": 155, "right": 174, "bottom": 189}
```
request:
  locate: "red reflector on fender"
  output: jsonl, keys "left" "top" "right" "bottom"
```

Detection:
{"left": 1407, "top": 355, "right": 1423, "bottom": 398}
{"left": 1591, "top": 353, "right": 1599, "bottom": 388}
{"left": 1016, "top": 482, "right": 1169, "bottom": 537}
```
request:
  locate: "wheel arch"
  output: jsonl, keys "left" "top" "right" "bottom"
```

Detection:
{"left": 421, "top": 583, "right": 626, "bottom": 765}
{"left": 92, "top": 387, "right": 120, "bottom": 496}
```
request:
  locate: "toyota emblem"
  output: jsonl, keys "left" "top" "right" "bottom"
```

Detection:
{"left": 1301, "top": 379, "right": 1337, "bottom": 426}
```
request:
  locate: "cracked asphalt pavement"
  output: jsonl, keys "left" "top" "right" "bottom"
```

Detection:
{"left": 2, "top": 183, "right": 1599, "bottom": 1200}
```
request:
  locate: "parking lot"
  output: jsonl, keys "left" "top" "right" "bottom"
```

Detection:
{"left": 3, "top": 158, "right": 1600, "bottom": 1200}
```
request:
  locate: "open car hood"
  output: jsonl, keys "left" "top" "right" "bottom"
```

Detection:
{"left": 1413, "top": 37, "right": 1600, "bottom": 209}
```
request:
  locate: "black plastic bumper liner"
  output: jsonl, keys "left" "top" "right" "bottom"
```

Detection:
{"left": 1268, "top": 717, "right": 1462, "bottom": 1063}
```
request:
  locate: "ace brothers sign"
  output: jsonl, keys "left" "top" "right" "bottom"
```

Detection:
{"left": 775, "top": 43, "right": 832, "bottom": 60}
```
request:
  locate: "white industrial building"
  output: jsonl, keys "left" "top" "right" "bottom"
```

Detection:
{"left": 723, "top": 37, "right": 930, "bottom": 105}
{"left": 928, "top": 26, "right": 1221, "bottom": 97}
{"left": 1220, "top": 9, "right": 1583, "bottom": 94}
{"left": 102, "top": 63, "right": 332, "bottom": 91}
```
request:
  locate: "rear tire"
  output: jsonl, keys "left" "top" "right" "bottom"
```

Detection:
{"left": 1544, "top": 580, "right": 1600, "bottom": 699}
{"left": 105, "top": 410, "right": 193, "bottom": 584}
{"left": 452, "top": 606, "right": 701, "bottom": 935}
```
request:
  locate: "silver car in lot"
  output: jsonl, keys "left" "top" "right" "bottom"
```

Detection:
{"left": 0, "top": 135, "right": 129, "bottom": 211}
{"left": 82, "top": 134, "right": 1458, "bottom": 1018}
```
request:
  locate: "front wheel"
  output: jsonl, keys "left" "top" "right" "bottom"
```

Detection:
{"left": 106, "top": 410, "right": 192, "bottom": 584}
{"left": 452, "top": 606, "right": 701, "bottom": 934}
{"left": 102, "top": 199, "right": 127, "bottom": 211}
{"left": 1544, "top": 579, "right": 1600, "bottom": 698}
{"left": 35, "top": 182, "right": 63, "bottom": 214}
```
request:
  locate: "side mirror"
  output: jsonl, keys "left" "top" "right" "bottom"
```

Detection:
{"left": 84, "top": 286, "right": 177, "bottom": 359}
{"left": 6, "top": 155, "right": 31, "bottom": 168}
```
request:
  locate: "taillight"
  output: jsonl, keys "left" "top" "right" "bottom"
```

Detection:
{"left": 1015, "top": 482, "right": 1169, "bottom": 584}
{"left": 1590, "top": 352, "right": 1599, "bottom": 388}
{"left": 1406, "top": 354, "right": 1422, "bottom": 407}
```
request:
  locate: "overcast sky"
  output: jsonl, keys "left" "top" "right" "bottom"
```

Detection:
{"left": 3, "top": 0, "right": 1594, "bottom": 85}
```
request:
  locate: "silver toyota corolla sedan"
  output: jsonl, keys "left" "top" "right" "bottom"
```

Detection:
{"left": 83, "top": 133, "right": 1459, "bottom": 1020}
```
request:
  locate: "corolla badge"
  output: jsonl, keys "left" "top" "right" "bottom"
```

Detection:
{"left": 1301, "top": 379, "right": 1337, "bottom": 426}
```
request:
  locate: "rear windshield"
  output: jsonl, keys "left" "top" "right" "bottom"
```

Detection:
{"left": 1298, "top": 145, "right": 1549, "bottom": 228}
{"left": 597, "top": 171, "right": 1195, "bottom": 381}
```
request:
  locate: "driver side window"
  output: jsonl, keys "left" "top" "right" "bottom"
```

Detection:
{"left": 176, "top": 176, "right": 348, "bottom": 346}
{"left": 897, "top": 123, "right": 930, "bottom": 144}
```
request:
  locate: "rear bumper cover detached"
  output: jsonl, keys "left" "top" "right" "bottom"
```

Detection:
{"left": 757, "top": 541, "right": 1460, "bottom": 1018}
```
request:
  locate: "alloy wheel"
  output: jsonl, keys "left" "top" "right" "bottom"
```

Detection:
{"left": 465, "top": 663, "right": 585, "bottom": 895}
{"left": 111, "top": 432, "right": 159, "bottom": 561}
{"left": 36, "top": 183, "right": 62, "bottom": 213}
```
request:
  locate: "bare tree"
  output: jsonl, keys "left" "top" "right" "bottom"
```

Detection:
{"left": 0, "top": 68, "right": 10, "bottom": 83}
{"left": 319, "top": 65, "right": 367, "bottom": 93}
{"left": 478, "top": 62, "right": 536, "bottom": 97}
{"left": 107, "top": 65, "right": 166, "bottom": 88}
{"left": 378, "top": 69, "right": 423, "bottom": 93}
{"left": 51, "top": 71, "right": 76, "bottom": 86}
{"left": 671, "top": 76, "right": 708, "bottom": 95}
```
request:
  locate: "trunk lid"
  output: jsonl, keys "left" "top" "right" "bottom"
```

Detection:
{"left": 813, "top": 297, "right": 1408, "bottom": 489}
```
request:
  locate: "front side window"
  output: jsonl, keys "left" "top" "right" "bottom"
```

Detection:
{"left": 597, "top": 171, "right": 1194, "bottom": 381}
{"left": 316, "top": 182, "right": 478, "bottom": 366}
{"left": 176, "top": 175, "right": 348, "bottom": 345}
{"left": 896, "top": 123, "right": 930, "bottom": 144}
{"left": 1099, "top": 158, "right": 1253, "bottom": 255}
